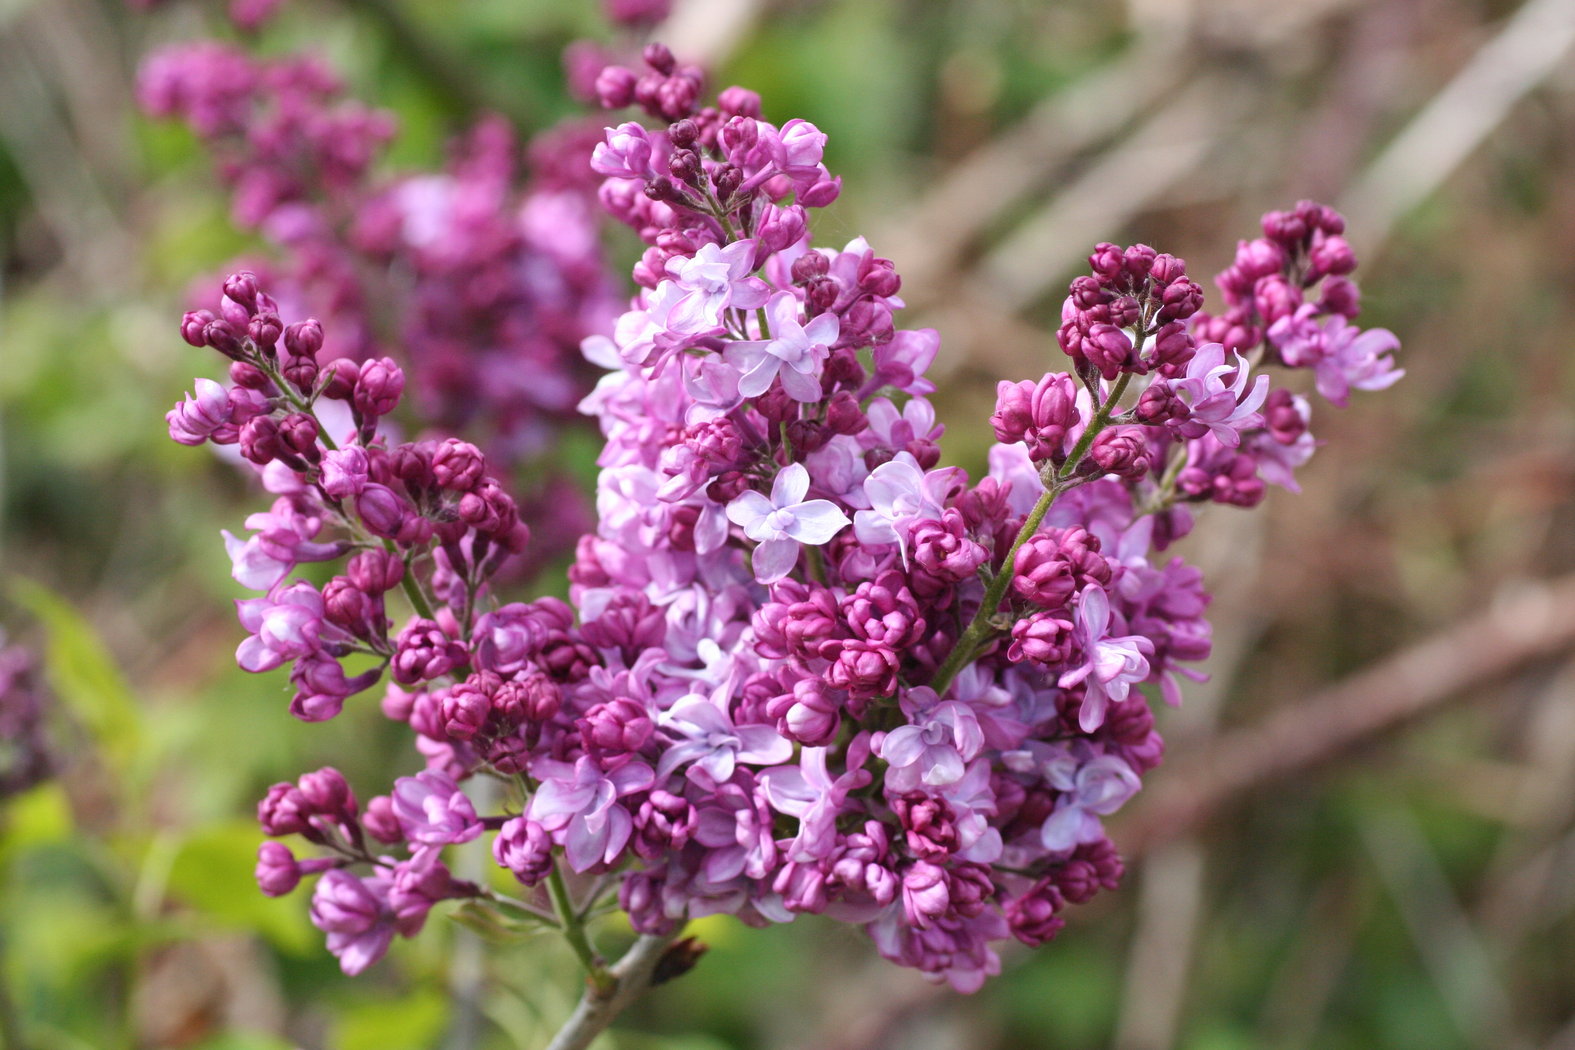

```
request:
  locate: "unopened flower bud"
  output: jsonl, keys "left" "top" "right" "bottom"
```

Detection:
{"left": 318, "top": 358, "right": 359, "bottom": 400}
{"left": 431, "top": 438, "right": 485, "bottom": 492}
{"left": 284, "top": 319, "right": 323, "bottom": 359}
{"left": 353, "top": 357, "right": 404, "bottom": 419}
{"left": 717, "top": 85, "right": 761, "bottom": 119}
{"left": 1088, "top": 426, "right": 1150, "bottom": 479}
{"left": 669, "top": 118, "right": 698, "bottom": 149}
{"left": 642, "top": 42, "right": 676, "bottom": 75}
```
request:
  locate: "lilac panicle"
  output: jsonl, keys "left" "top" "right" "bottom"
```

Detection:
{"left": 164, "top": 33, "right": 1400, "bottom": 988}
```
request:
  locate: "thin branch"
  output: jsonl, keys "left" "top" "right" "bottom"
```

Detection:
{"left": 1121, "top": 573, "right": 1575, "bottom": 856}
{"left": 543, "top": 931, "right": 685, "bottom": 1050}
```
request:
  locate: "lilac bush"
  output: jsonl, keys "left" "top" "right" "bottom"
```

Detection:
{"left": 162, "top": 37, "right": 1400, "bottom": 1043}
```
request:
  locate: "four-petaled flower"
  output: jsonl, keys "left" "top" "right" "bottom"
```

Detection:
{"left": 726, "top": 463, "right": 851, "bottom": 582}
{"left": 725, "top": 291, "right": 839, "bottom": 401}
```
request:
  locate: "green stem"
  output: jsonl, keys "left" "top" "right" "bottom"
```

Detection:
{"left": 547, "top": 864, "right": 613, "bottom": 995}
{"left": 391, "top": 546, "right": 437, "bottom": 621}
{"left": 929, "top": 373, "right": 1133, "bottom": 695}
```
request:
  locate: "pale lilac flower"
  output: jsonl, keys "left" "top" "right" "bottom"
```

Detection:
{"left": 878, "top": 690, "right": 985, "bottom": 792}
{"left": 590, "top": 121, "right": 655, "bottom": 180}
{"left": 391, "top": 770, "right": 482, "bottom": 847}
{"left": 725, "top": 463, "right": 851, "bottom": 583}
{"left": 310, "top": 869, "right": 396, "bottom": 976}
{"left": 1039, "top": 750, "right": 1141, "bottom": 853}
{"left": 1268, "top": 306, "right": 1403, "bottom": 407}
{"left": 222, "top": 498, "right": 346, "bottom": 591}
{"left": 665, "top": 240, "right": 770, "bottom": 328}
{"left": 656, "top": 691, "right": 792, "bottom": 782}
{"left": 853, "top": 453, "right": 960, "bottom": 561}
{"left": 1165, "top": 342, "right": 1270, "bottom": 447}
{"left": 1058, "top": 586, "right": 1154, "bottom": 732}
{"left": 528, "top": 756, "right": 654, "bottom": 872}
{"left": 235, "top": 581, "right": 333, "bottom": 673}
{"left": 166, "top": 378, "right": 234, "bottom": 445}
{"left": 725, "top": 291, "right": 838, "bottom": 401}
{"left": 760, "top": 739, "right": 873, "bottom": 862}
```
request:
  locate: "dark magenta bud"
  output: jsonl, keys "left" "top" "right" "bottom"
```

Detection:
{"left": 1149, "top": 252, "right": 1187, "bottom": 284}
{"left": 1088, "top": 242, "right": 1125, "bottom": 279}
{"left": 229, "top": 361, "right": 270, "bottom": 390}
{"left": 347, "top": 549, "right": 405, "bottom": 594}
{"left": 667, "top": 148, "right": 702, "bottom": 185}
{"left": 1122, "top": 243, "right": 1156, "bottom": 281}
{"left": 318, "top": 358, "right": 359, "bottom": 400}
{"left": 181, "top": 310, "right": 216, "bottom": 347}
{"left": 284, "top": 319, "right": 323, "bottom": 359}
{"left": 712, "top": 164, "right": 743, "bottom": 201}
{"left": 1069, "top": 276, "right": 1107, "bottom": 309}
{"left": 803, "top": 275, "right": 838, "bottom": 313}
{"left": 255, "top": 842, "right": 301, "bottom": 897}
{"left": 363, "top": 795, "right": 403, "bottom": 844}
{"left": 825, "top": 391, "right": 868, "bottom": 435}
{"left": 203, "top": 319, "right": 244, "bottom": 359}
{"left": 248, "top": 312, "right": 282, "bottom": 350}
{"left": 282, "top": 355, "right": 319, "bottom": 392}
{"left": 792, "top": 251, "right": 829, "bottom": 284}
{"left": 1107, "top": 295, "right": 1141, "bottom": 329}
{"left": 298, "top": 766, "right": 355, "bottom": 816}
{"left": 239, "top": 416, "right": 283, "bottom": 465}
{"left": 1308, "top": 232, "right": 1356, "bottom": 278}
{"left": 1088, "top": 426, "right": 1150, "bottom": 479}
{"left": 595, "top": 65, "right": 637, "bottom": 109}
{"left": 431, "top": 438, "right": 485, "bottom": 492}
{"left": 642, "top": 42, "right": 676, "bottom": 75}
{"left": 644, "top": 176, "right": 686, "bottom": 204}
{"left": 1158, "top": 277, "right": 1204, "bottom": 322}
{"left": 669, "top": 118, "right": 699, "bottom": 149}
{"left": 353, "top": 357, "right": 404, "bottom": 418}
{"left": 223, "top": 272, "right": 260, "bottom": 310}
{"left": 278, "top": 413, "right": 321, "bottom": 461}
{"left": 717, "top": 85, "right": 761, "bottom": 119}
{"left": 1319, "top": 275, "right": 1360, "bottom": 318}
{"left": 1261, "top": 208, "right": 1308, "bottom": 246}
{"left": 355, "top": 483, "right": 410, "bottom": 539}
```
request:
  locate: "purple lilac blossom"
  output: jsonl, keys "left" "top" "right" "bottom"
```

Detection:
{"left": 167, "top": 38, "right": 1401, "bottom": 988}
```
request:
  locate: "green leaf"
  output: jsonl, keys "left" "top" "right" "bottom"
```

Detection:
{"left": 449, "top": 899, "right": 553, "bottom": 942}
{"left": 191, "top": 1034, "right": 298, "bottom": 1050}
{"left": 9, "top": 578, "right": 143, "bottom": 777}
{"left": 333, "top": 986, "right": 448, "bottom": 1050}
{"left": 163, "top": 821, "right": 315, "bottom": 955}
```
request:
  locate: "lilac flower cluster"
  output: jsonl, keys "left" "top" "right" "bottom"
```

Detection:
{"left": 139, "top": 42, "right": 618, "bottom": 467}
{"left": 167, "top": 44, "right": 1401, "bottom": 992}
{"left": 0, "top": 640, "right": 52, "bottom": 799}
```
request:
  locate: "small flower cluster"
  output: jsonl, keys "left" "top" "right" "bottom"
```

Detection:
{"left": 139, "top": 42, "right": 618, "bottom": 468}
{"left": 166, "top": 46, "right": 1402, "bottom": 991}
{"left": 0, "top": 639, "right": 52, "bottom": 800}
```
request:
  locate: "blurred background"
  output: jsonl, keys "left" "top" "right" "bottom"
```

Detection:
{"left": 2, "top": 0, "right": 1574, "bottom": 1047}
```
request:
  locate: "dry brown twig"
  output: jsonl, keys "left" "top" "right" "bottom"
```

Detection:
{"left": 1120, "top": 572, "right": 1575, "bottom": 855}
